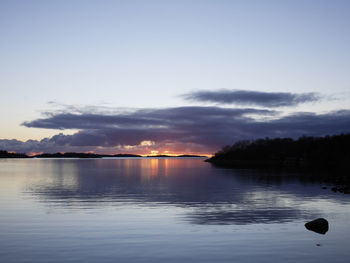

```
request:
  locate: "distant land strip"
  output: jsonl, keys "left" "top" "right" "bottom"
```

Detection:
{"left": 0, "top": 151, "right": 206, "bottom": 159}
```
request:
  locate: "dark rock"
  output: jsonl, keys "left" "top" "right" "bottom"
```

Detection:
{"left": 331, "top": 187, "right": 337, "bottom": 192}
{"left": 322, "top": 186, "right": 327, "bottom": 189}
{"left": 305, "top": 218, "right": 329, "bottom": 234}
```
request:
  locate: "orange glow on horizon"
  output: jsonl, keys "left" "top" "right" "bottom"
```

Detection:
{"left": 28, "top": 151, "right": 43, "bottom": 156}
{"left": 24, "top": 149, "right": 213, "bottom": 157}
{"left": 141, "top": 150, "right": 212, "bottom": 157}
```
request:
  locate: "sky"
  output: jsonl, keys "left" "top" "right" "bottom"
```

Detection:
{"left": 1, "top": 0, "right": 350, "bottom": 155}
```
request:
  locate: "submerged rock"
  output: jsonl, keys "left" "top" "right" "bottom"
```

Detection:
{"left": 305, "top": 218, "right": 329, "bottom": 234}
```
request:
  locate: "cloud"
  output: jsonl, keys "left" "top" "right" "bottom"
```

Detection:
{"left": 22, "top": 106, "right": 273, "bottom": 130}
{"left": 21, "top": 106, "right": 276, "bottom": 148}
{"left": 1, "top": 106, "right": 350, "bottom": 154}
{"left": 183, "top": 90, "right": 320, "bottom": 107}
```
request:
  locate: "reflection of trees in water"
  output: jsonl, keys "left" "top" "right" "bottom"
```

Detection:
{"left": 25, "top": 159, "right": 336, "bottom": 225}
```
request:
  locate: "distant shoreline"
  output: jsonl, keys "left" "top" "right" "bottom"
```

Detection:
{"left": 0, "top": 150, "right": 207, "bottom": 159}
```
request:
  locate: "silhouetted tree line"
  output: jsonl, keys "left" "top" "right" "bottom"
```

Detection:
{"left": 0, "top": 150, "right": 29, "bottom": 158}
{"left": 206, "top": 134, "right": 350, "bottom": 170}
{"left": 0, "top": 151, "right": 203, "bottom": 158}
{"left": 35, "top": 152, "right": 102, "bottom": 158}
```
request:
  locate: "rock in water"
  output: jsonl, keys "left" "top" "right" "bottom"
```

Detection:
{"left": 305, "top": 218, "right": 329, "bottom": 234}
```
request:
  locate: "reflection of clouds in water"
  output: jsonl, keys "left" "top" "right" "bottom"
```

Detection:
{"left": 24, "top": 159, "right": 335, "bottom": 225}
{"left": 187, "top": 190, "right": 315, "bottom": 225}
{"left": 188, "top": 207, "right": 307, "bottom": 225}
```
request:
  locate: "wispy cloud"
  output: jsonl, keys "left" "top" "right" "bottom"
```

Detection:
{"left": 183, "top": 90, "right": 320, "bottom": 107}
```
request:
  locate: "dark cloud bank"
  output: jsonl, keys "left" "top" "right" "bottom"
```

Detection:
{"left": 1, "top": 105, "right": 350, "bottom": 154}
{"left": 183, "top": 90, "right": 320, "bottom": 107}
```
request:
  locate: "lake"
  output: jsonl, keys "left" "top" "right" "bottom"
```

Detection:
{"left": 1, "top": 158, "right": 349, "bottom": 263}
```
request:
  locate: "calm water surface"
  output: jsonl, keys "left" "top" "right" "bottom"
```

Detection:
{"left": 1, "top": 158, "right": 349, "bottom": 262}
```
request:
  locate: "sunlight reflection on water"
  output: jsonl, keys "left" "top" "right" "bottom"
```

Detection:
{"left": 1, "top": 158, "right": 350, "bottom": 262}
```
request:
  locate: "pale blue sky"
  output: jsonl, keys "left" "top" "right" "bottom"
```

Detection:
{"left": 1, "top": 0, "right": 350, "bottom": 143}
